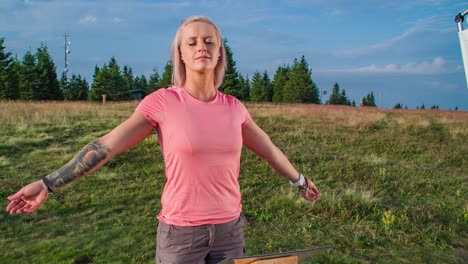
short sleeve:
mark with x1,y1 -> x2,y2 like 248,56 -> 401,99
238,101 -> 252,127
135,89 -> 167,127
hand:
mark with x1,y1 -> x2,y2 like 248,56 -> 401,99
6,180 -> 49,214
300,179 -> 320,201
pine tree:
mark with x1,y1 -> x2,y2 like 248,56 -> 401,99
262,71 -> 273,102
135,74 -> 148,92
340,90 -> 351,105
123,65 -> 135,92
59,72 -> 68,99
158,61 -> 172,89
89,65 -> 107,101
327,83 -> 350,105
0,37 -> 14,99
19,51 -> 37,100
282,56 -> 319,103
239,74 -> 250,101
6,57 -> 21,100
107,57 -> 128,100
90,57 -> 128,101
63,74 -> 89,100
148,68 -> 160,92
36,43 -> 62,100
219,39 -> 242,98
361,91 -> 376,107
249,71 -> 264,102
327,83 -> 341,105
393,103 -> 403,109
272,65 -> 290,102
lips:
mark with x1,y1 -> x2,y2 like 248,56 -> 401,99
196,55 -> 210,60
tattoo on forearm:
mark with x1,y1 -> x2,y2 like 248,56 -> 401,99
44,139 -> 111,190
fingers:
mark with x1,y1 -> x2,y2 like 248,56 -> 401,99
301,180 -> 320,202
6,181 -> 49,214
7,188 -> 25,201
6,200 -> 27,214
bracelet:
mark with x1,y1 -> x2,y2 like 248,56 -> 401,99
290,173 -> 305,187
42,177 -> 54,195
298,176 -> 309,193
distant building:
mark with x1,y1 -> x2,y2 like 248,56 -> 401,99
128,89 -> 147,101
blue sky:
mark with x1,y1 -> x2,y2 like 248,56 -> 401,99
1,0 -> 468,110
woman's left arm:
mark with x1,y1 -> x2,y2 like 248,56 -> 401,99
242,119 -> 320,201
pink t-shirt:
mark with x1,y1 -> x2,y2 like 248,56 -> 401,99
136,86 -> 251,226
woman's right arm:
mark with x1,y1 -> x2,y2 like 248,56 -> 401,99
6,111 -> 154,215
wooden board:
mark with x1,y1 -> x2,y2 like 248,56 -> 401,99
218,246 -> 334,264
234,255 -> 298,264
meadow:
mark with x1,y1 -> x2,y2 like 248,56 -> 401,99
0,101 -> 466,263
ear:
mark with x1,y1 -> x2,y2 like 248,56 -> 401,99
179,49 -> 184,63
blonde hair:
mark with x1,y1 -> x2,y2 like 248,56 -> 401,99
170,16 -> 227,89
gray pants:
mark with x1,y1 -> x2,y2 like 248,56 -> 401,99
156,215 -> 246,264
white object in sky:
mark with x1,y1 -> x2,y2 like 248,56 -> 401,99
456,10 -> 468,88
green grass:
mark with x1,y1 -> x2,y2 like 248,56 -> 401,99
0,101 -> 467,263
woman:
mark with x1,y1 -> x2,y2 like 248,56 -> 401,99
6,16 -> 320,263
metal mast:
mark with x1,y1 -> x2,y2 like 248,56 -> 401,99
64,34 -> 71,79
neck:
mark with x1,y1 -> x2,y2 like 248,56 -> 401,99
183,72 -> 217,102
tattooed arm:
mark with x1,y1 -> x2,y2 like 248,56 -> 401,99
6,111 -> 154,214
43,139 -> 111,191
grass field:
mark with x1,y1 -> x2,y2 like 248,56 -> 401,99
0,101 -> 467,263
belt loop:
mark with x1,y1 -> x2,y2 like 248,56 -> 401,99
208,224 -> 215,248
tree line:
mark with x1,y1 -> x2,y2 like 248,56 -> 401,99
0,37 -> 383,107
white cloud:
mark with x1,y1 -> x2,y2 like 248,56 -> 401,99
329,57 -> 451,75
79,15 -> 97,24
336,24 -> 425,57
111,17 -> 124,24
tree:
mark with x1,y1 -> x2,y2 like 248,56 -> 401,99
327,83 -> 350,105
36,43 -> 62,100
148,68 -> 160,92
158,61 -> 172,89
108,57 -> 128,100
282,56 -> 319,103
262,71 -> 273,102
59,72 -> 68,98
19,51 -> 37,100
393,103 -> 403,109
361,91 -> 376,107
249,71 -> 264,102
239,74 -> 250,101
89,65 -> 103,101
123,65 -> 135,92
272,65 -> 290,102
134,74 -> 149,92
90,57 -> 127,101
0,37 -> 15,99
63,74 -> 89,101
6,57 -> 20,100
219,39 -> 242,99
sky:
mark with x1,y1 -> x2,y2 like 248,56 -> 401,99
1,0 -> 468,110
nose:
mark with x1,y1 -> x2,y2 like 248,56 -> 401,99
198,42 -> 207,52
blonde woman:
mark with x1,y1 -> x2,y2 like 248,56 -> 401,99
6,16 -> 319,263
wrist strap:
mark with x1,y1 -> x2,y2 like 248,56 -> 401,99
298,176 -> 309,193
290,173 -> 305,187
42,177 -> 54,195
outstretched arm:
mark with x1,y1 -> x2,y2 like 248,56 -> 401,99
6,111 -> 154,214
242,119 -> 319,201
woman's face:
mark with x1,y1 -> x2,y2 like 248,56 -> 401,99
179,22 -> 221,74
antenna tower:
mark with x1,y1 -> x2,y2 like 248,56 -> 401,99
64,34 -> 71,79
